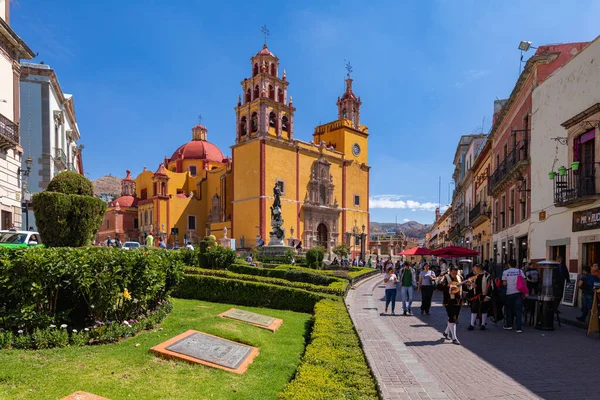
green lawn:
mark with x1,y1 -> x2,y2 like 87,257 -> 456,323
0,298 -> 311,400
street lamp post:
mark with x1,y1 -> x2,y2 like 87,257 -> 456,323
18,156 -> 33,230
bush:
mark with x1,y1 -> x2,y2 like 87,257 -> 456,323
46,171 -> 94,196
173,275 -> 325,313
278,300 -> 378,400
332,243 -> 351,260
0,247 -> 183,335
306,246 -> 325,269
228,264 -> 340,286
33,175 -> 107,247
203,245 -> 237,269
184,267 -> 347,296
275,265 -> 378,284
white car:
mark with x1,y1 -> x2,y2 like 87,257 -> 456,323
0,230 -> 42,248
122,241 -> 141,250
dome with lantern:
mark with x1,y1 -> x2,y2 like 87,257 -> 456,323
167,124 -> 226,165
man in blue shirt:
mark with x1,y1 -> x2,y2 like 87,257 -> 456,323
577,264 -> 600,322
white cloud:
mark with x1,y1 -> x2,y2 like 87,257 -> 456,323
403,218 -> 410,222
451,69 -> 490,89
369,195 -> 442,212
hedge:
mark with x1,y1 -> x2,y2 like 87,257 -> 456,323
275,265 -> 377,283
228,264 -> 341,286
184,267 -> 347,296
278,300 -> 378,400
173,275 -> 327,313
0,247 -> 184,333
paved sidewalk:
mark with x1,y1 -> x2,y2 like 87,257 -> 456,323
347,275 -> 600,400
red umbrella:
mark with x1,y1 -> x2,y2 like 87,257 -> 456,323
431,246 -> 479,257
399,246 -> 433,256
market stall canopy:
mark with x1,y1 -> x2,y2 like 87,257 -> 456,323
431,246 -> 479,257
398,247 -> 433,256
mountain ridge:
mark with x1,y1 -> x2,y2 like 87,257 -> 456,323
370,221 -> 431,239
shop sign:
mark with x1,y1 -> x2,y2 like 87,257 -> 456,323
573,206 -> 600,232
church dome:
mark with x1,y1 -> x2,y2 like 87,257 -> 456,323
168,124 -> 226,164
257,44 -> 274,57
110,195 -> 138,208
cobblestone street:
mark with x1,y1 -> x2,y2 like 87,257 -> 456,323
347,274 -> 600,400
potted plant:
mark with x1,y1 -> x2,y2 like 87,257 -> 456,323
549,171 -> 556,180
558,166 -> 567,176
571,161 -> 580,171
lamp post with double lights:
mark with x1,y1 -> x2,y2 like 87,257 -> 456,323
18,156 -> 33,230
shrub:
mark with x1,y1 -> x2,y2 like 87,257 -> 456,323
278,300 -> 378,400
203,245 -> 237,269
228,264 -> 339,286
173,275 -> 325,313
184,267 -> 347,296
33,177 -> 107,247
0,247 -> 183,334
46,171 -> 94,196
332,243 -> 351,259
306,246 -> 325,269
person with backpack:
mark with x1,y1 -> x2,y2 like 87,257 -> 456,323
502,259 -> 526,333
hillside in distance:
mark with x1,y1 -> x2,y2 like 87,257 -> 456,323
370,221 -> 431,239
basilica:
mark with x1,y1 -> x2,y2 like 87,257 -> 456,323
97,44 -> 370,256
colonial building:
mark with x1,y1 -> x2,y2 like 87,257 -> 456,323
468,137 -> 492,262
96,170 -> 139,244
530,37 -> 600,273
0,4 -> 35,229
489,42 -> 588,266
427,207 -> 451,250
20,62 -> 84,230
100,44 -> 370,255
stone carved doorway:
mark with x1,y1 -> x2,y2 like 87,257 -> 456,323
316,223 -> 328,248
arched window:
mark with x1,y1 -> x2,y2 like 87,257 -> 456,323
251,112 -> 258,133
270,63 -> 276,76
282,115 -> 289,132
253,63 -> 258,76
268,85 -> 275,100
278,88 -> 284,103
254,85 -> 259,99
144,210 -> 148,226
245,89 -> 251,103
161,182 -> 166,195
342,109 -> 347,119
240,117 -> 247,136
269,112 -> 276,128
189,166 -> 197,176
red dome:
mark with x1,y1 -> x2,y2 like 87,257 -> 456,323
257,44 -> 274,57
111,195 -> 138,208
169,140 -> 225,164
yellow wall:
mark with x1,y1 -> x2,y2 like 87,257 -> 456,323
232,139 -> 261,243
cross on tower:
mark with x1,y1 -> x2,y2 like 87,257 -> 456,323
261,24 -> 270,45
197,114 -> 203,125
345,61 -> 353,79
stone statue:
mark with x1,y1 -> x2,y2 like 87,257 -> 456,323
269,181 -> 285,243
223,226 -> 228,238
273,183 -> 282,209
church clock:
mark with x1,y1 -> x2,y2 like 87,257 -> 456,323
352,143 -> 361,156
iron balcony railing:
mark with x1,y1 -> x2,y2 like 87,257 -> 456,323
469,201 -> 482,222
489,140 -> 529,193
0,113 -> 19,144
54,147 -> 67,168
554,161 -> 600,206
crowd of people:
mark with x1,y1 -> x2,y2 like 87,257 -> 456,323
379,257 -> 598,345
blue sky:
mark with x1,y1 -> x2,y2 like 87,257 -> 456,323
10,0 -> 600,224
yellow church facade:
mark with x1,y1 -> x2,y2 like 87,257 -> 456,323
106,44 -> 370,255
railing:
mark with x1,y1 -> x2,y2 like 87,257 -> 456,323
469,201 -> 482,222
0,113 -> 19,144
54,148 -> 67,168
554,162 -> 600,206
489,140 -> 529,193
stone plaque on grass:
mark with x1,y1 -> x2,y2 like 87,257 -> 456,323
218,308 -> 283,332
61,391 -> 109,400
150,330 -> 259,374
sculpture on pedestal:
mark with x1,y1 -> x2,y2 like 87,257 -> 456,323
269,182 -> 285,245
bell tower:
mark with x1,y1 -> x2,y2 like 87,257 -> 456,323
337,77 -> 362,129
234,43 -> 296,143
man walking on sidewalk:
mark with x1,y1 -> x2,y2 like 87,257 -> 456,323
399,261 -> 417,315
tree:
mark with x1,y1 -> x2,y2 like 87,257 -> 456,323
306,246 -> 325,269
332,243 -> 351,259
32,172 -> 106,247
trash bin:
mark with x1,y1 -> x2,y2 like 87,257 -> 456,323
535,260 -> 559,331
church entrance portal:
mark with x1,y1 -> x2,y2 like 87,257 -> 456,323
317,223 -> 328,248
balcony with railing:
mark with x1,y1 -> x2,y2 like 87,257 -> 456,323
54,147 -> 67,170
0,113 -> 19,151
469,201 -> 491,227
554,162 -> 600,207
489,140 -> 529,194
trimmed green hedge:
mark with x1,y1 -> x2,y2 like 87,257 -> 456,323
278,299 -> 378,400
228,264 -> 340,286
184,267 -> 347,296
173,275 -> 326,313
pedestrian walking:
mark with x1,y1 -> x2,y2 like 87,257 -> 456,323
399,262 -> 417,315
525,262 -> 539,295
437,266 -> 463,345
383,266 -> 398,315
468,264 -> 491,331
577,264 -> 600,322
502,259 -> 526,333
555,256 -> 571,308
418,263 -> 436,315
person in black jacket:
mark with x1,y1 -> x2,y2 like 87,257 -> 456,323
555,256 -> 571,307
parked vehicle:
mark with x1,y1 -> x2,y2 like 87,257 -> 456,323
0,230 -> 43,248
122,241 -> 141,250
